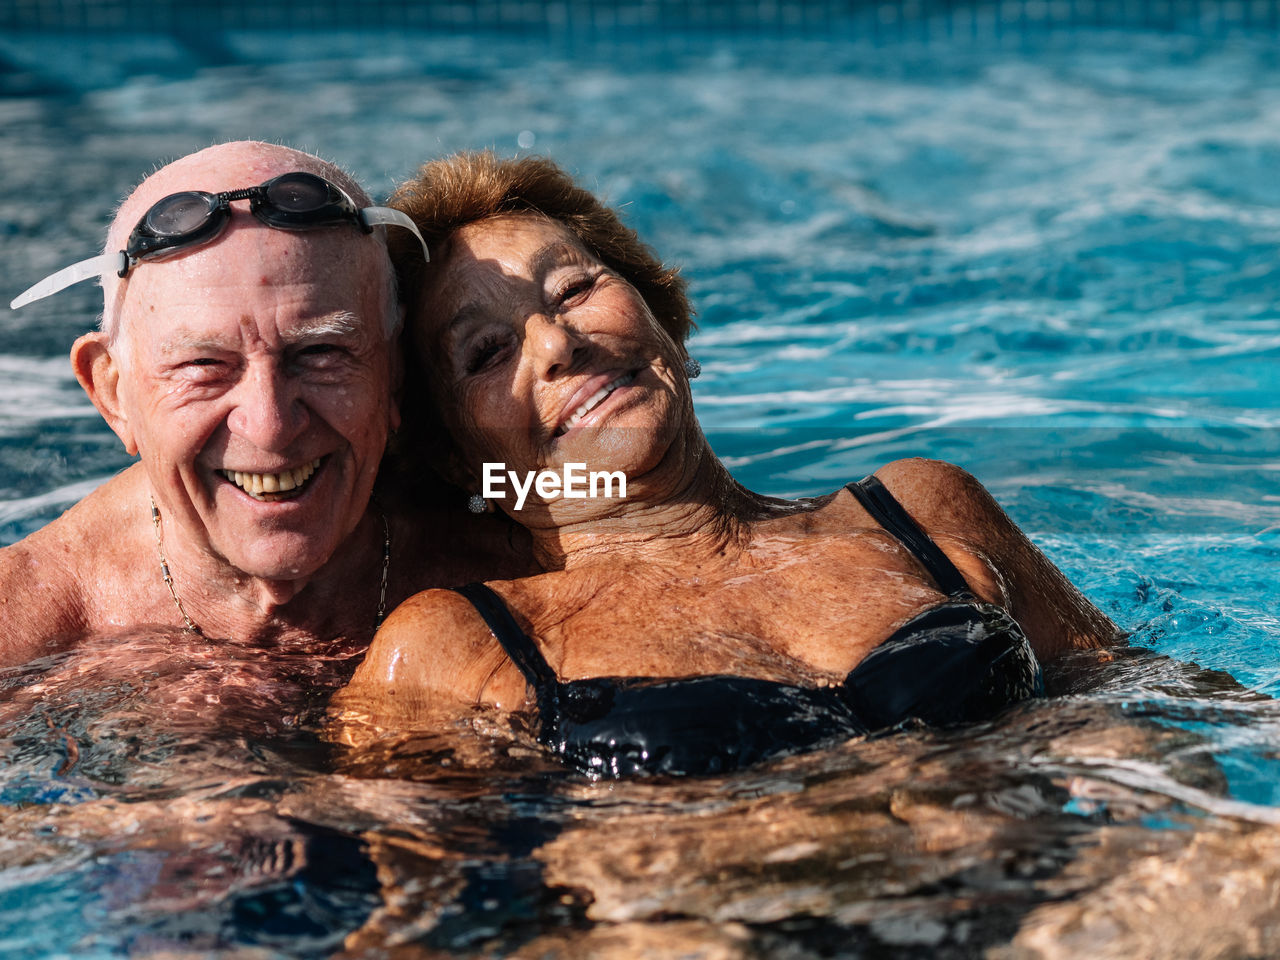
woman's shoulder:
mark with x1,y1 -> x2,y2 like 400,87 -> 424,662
347,586 -> 529,713
869,458 -> 1002,534
380,585 -> 493,629
861,458 -> 1121,656
811,459 -> 999,540
829,458 -> 1010,605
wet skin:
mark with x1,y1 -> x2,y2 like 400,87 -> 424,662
337,213 -> 1121,732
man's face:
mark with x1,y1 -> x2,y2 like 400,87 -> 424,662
113,220 -> 398,582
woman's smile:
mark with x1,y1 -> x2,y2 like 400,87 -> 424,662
553,370 -> 640,437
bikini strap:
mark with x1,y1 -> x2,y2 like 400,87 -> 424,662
845,475 -> 974,599
454,582 -> 560,693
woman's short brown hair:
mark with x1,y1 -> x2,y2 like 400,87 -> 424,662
387,151 -> 693,343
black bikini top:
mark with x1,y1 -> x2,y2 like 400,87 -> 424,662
456,476 -> 1044,779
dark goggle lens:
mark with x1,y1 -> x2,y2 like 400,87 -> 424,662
263,174 -> 334,213
143,192 -> 219,237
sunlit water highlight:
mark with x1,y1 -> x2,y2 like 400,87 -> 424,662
1,20 -> 1279,958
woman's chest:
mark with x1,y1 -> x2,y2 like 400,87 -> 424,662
531,535 -> 961,681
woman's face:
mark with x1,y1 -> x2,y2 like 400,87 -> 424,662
418,215 -> 690,502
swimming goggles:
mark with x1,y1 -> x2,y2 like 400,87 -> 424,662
10,171 -> 428,310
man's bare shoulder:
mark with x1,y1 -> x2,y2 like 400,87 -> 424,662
0,465 -> 149,665
0,527 -> 89,665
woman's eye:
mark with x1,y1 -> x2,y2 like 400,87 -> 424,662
556,276 -> 596,308
465,335 -> 508,374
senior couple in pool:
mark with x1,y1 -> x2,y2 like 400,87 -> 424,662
1,141 -> 1119,777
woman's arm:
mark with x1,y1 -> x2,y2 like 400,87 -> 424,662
874,458 -> 1122,661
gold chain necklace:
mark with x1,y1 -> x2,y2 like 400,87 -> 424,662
149,497 -> 392,636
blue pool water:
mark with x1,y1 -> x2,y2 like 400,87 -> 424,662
2,9 -> 1280,956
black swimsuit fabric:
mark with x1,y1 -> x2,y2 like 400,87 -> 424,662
455,476 -> 1044,778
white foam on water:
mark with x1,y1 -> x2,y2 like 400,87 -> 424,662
0,355 -> 95,433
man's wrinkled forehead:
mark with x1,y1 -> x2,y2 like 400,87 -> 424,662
122,241 -> 386,355
152,311 -> 365,357
121,224 -> 382,320
111,228 -> 389,371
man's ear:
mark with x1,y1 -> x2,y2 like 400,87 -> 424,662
72,332 -> 138,455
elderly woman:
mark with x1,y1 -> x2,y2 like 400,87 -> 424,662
341,153 -> 1120,778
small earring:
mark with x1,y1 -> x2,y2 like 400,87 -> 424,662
684,357 -> 702,380
467,493 -> 487,514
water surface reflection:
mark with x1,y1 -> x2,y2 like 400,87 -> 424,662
5,632 -> 1274,957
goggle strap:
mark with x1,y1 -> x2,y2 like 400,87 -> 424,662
12,207 -> 430,311
10,253 -> 121,310
360,207 -> 430,262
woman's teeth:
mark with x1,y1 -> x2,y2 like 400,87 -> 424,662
558,373 -> 636,436
219,458 -> 322,500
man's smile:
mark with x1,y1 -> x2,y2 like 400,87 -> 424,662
216,457 -> 324,502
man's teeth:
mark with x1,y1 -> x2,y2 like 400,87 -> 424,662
221,458 -> 322,500
559,373 -> 635,435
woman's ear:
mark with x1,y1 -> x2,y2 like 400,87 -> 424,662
442,447 -> 480,492
72,332 -> 138,455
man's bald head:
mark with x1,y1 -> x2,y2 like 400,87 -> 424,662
101,141 -> 398,351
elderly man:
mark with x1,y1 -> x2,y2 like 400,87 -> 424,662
0,141 -> 516,667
